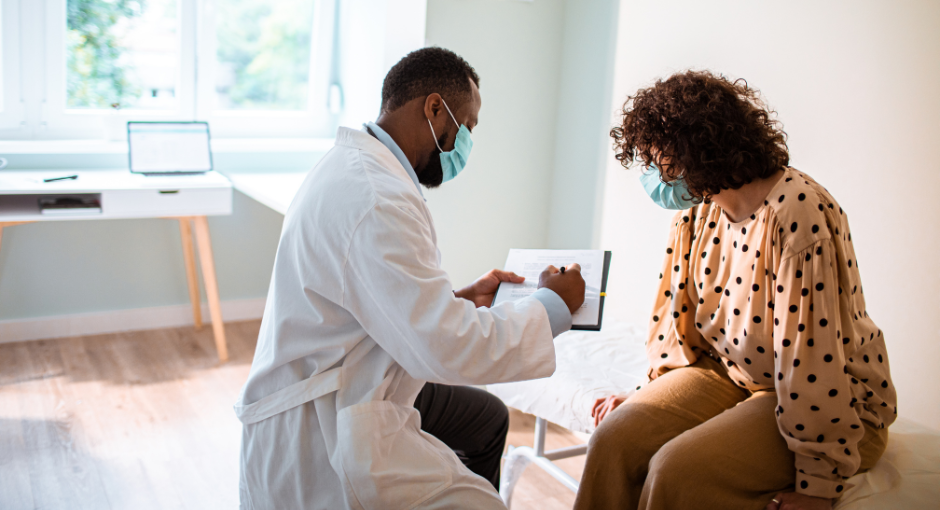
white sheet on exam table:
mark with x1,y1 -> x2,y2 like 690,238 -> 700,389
488,321 -> 649,434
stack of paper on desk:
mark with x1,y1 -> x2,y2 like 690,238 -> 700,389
492,249 -> 611,331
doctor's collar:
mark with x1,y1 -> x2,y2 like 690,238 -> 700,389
363,122 -> 425,201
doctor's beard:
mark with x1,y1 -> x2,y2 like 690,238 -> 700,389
416,133 -> 447,189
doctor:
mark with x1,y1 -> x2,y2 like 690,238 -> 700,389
235,47 -> 585,510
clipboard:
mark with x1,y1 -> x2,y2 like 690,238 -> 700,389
576,250 -> 612,331
490,250 -> 612,331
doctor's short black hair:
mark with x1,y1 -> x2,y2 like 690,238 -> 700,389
381,47 -> 480,113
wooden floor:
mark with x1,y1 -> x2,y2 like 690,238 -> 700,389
0,320 -> 586,509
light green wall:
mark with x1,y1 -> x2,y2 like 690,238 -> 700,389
0,191 -> 284,320
0,167 -> 298,320
0,148 -> 314,321
546,0 -> 620,250
0,0 -> 619,323
424,0 -> 619,286
424,0 -> 566,287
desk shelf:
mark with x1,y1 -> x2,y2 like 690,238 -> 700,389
0,169 -> 234,361
0,193 -> 103,222
0,170 -> 232,221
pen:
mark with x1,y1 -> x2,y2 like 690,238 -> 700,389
44,175 -> 78,183
560,266 -> 565,274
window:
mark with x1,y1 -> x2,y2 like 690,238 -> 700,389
196,0 -> 337,137
0,0 -> 426,141
0,0 -> 338,140
212,0 -> 316,111
0,0 -> 24,130
0,5 -> 4,112
65,0 -> 181,111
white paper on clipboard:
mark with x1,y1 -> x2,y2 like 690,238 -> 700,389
492,249 -> 606,326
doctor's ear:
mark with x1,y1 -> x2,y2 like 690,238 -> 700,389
423,93 -> 447,120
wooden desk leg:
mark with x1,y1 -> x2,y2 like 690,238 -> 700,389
178,218 -> 203,330
192,216 -> 229,362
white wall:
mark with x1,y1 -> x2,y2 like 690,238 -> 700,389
600,0 -> 940,430
338,0 -> 427,128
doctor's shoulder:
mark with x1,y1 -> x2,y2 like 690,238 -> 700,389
359,161 -> 428,212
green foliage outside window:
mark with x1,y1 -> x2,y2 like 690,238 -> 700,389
215,0 -> 315,110
64,0 -> 315,111
66,0 -> 143,109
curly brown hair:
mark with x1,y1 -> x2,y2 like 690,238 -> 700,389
611,70 -> 789,200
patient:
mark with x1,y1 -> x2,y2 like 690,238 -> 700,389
575,71 -> 896,510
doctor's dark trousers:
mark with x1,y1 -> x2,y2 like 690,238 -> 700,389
414,383 -> 510,490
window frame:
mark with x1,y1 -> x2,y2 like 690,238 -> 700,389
39,0 -> 196,140
0,0 -> 24,130
0,0 -> 426,142
8,0 -> 337,141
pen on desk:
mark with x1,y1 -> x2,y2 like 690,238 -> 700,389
44,175 -> 79,183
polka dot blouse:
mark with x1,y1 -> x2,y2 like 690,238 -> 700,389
646,167 -> 897,499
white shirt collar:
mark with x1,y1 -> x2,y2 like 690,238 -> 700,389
363,122 -> 424,199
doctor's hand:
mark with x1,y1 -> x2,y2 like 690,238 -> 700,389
538,264 -> 585,315
455,269 -> 526,308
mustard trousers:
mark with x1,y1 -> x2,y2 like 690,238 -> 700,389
573,356 -> 887,510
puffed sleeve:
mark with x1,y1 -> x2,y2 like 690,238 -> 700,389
647,215 -> 704,380
773,239 -> 864,499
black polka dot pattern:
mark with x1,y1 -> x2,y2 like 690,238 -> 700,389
644,167 -> 896,499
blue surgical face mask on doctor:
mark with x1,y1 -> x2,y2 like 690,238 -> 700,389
427,98 -> 473,183
640,163 -> 701,210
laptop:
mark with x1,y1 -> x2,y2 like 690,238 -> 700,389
128,121 -> 213,175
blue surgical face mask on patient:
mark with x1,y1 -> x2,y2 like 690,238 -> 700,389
640,164 -> 701,210
427,98 -> 473,183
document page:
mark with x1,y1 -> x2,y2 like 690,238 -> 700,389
492,249 -> 606,326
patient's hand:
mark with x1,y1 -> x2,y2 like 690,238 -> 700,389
765,492 -> 832,510
455,269 -> 525,308
592,395 -> 627,427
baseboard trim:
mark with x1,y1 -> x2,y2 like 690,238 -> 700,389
0,298 -> 267,344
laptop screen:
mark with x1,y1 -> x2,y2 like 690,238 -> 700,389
128,122 -> 213,173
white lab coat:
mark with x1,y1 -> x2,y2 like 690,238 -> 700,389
235,127 -> 558,510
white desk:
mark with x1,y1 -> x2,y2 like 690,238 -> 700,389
0,169 -> 233,361
228,171 -> 309,216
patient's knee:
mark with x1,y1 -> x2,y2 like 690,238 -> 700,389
587,403 -> 652,475
646,435 -> 703,489
590,402 -> 648,446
